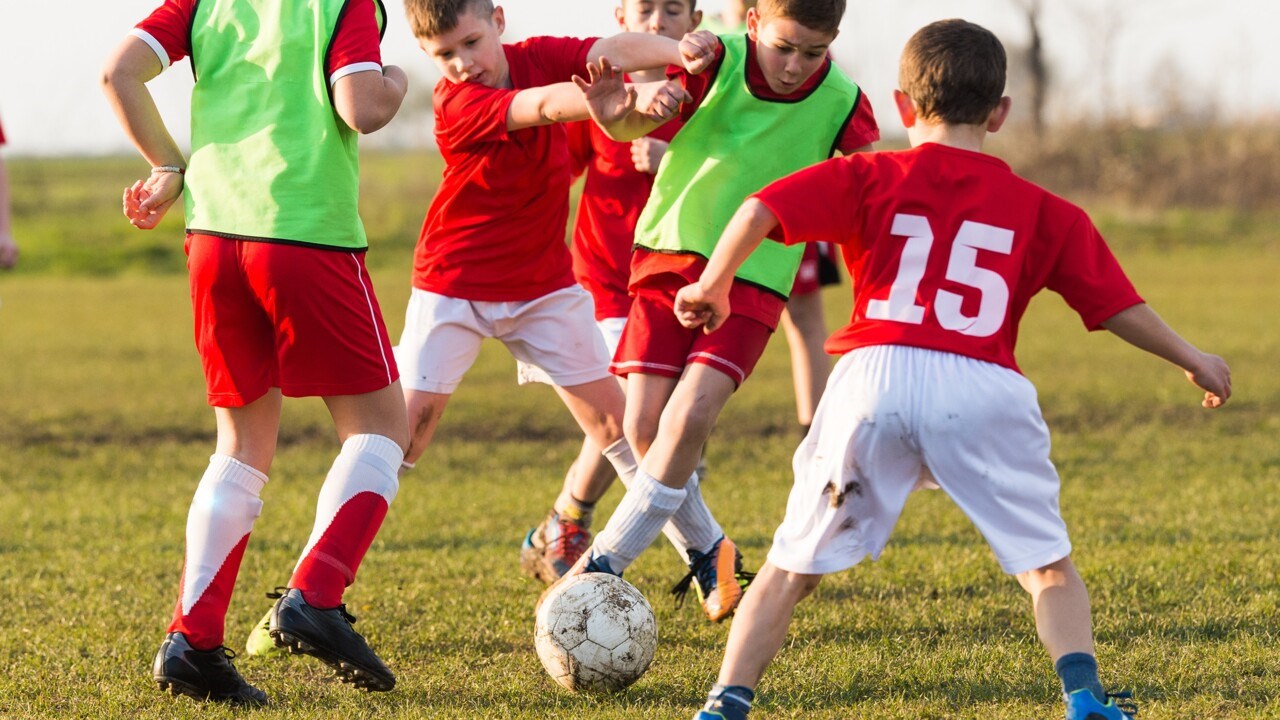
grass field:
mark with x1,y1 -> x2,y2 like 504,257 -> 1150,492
1,157 -> 1279,718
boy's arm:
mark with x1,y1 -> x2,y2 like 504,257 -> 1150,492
588,30 -> 718,75
100,36 -> 186,230
1100,303 -> 1232,408
332,66 -> 408,134
569,60 -> 689,137
674,198 -> 780,333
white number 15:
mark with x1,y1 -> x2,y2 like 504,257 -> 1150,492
865,213 -> 1014,338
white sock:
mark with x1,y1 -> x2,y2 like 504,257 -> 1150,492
665,472 -> 724,561
180,454 -> 267,615
603,438 -> 721,562
591,469 -> 687,572
398,459 -> 416,478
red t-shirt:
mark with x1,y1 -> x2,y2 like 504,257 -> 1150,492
0,118 -> 6,146
628,37 -> 881,329
414,36 -> 597,301
567,115 -> 682,320
754,143 -> 1144,373
132,0 -> 382,79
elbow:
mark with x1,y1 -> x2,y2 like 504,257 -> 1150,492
338,104 -> 394,135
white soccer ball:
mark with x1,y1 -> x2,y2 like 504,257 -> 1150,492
534,573 -> 658,694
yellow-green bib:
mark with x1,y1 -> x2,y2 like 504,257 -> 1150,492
185,0 -> 384,249
635,34 -> 862,296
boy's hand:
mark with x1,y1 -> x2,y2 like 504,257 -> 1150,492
122,171 -> 183,230
632,81 -> 691,123
674,282 -> 731,333
573,57 -> 637,126
679,31 -> 719,75
631,137 -> 670,174
1185,351 -> 1232,408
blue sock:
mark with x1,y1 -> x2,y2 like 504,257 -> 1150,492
702,684 -> 754,718
1055,652 -> 1104,702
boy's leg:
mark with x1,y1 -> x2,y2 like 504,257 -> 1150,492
270,382 -> 407,692
155,391 -> 280,705
589,365 -> 736,572
1017,557 -> 1107,703
695,562 -> 823,719
402,389 -> 452,469
779,290 -> 830,430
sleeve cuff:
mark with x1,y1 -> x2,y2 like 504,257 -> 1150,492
329,62 -> 383,87
129,28 -> 170,71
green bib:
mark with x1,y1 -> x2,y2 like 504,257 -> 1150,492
185,0 -> 383,249
635,34 -> 862,296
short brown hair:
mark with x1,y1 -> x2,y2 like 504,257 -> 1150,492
757,0 -> 844,35
899,19 -> 1006,125
404,0 -> 495,39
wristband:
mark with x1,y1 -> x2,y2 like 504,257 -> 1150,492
151,165 -> 186,175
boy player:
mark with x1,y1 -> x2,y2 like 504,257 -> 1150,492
396,0 -> 718,587
678,19 -> 1230,720
565,0 -> 877,623
103,0 -> 409,704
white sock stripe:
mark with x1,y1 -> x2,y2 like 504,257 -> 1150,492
342,434 -> 405,476
632,469 -> 688,510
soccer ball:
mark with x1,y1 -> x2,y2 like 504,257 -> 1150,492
534,573 -> 657,694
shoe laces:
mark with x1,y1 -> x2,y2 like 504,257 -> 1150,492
265,586 -> 357,624
554,518 -> 590,565
1106,691 -> 1138,717
669,545 -> 756,608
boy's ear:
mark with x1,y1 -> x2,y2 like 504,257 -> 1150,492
986,96 -> 1013,133
690,9 -> 703,30
614,5 -> 627,31
492,5 -> 506,35
893,89 -> 918,129
745,6 -> 759,40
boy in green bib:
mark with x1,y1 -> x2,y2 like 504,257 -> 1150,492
560,0 -> 878,622
104,0 -> 409,705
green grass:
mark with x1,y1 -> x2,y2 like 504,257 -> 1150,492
1,157 -> 1279,718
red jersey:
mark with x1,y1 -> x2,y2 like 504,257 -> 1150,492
567,116 -> 682,320
754,143 -> 1143,373
415,36 -> 597,302
630,37 -> 880,329
132,0 -> 382,80
0,118 -> 6,145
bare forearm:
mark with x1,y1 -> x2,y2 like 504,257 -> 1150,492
701,199 -> 780,294
101,39 -> 184,168
596,113 -> 667,143
508,83 -> 592,130
1100,304 -> 1202,369
588,33 -> 680,72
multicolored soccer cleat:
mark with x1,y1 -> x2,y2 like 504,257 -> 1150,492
1065,688 -> 1138,720
520,511 -> 592,584
671,536 -> 754,623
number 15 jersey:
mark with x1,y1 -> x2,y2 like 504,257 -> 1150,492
752,143 -> 1143,374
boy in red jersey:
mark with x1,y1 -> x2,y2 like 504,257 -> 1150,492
563,0 -> 878,623
677,19 -> 1231,720
396,0 -> 715,584
0,116 -> 16,269
103,0 -> 409,704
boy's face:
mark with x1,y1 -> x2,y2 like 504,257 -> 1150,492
747,9 -> 837,95
418,5 -> 508,88
615,0 -> 702,41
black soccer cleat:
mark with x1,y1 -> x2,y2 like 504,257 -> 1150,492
268,588 -> 396,692
152,631 -> 268,706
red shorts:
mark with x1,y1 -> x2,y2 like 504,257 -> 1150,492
611,278 -> 774,387
790,243 -> 842,296
186,234 -> 398,407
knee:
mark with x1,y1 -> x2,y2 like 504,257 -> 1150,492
782,570 -> 823,601
1017,557 -> 1075,595
623,410 -> 660,456
661,399 -> 717,445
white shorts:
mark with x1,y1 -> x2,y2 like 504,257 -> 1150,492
396,286 -> 613,394
767,345 -> 1072,576
518,315 -> 628,386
